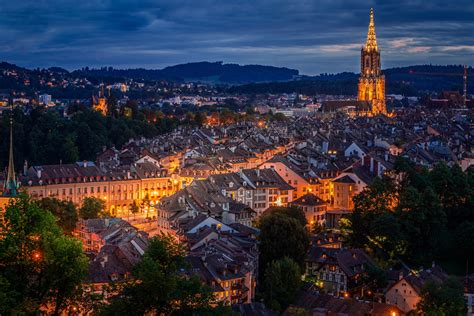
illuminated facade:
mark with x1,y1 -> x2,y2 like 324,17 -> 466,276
358,8 -> 386,115
93,84 -> 107,115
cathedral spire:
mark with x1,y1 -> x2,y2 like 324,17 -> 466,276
4,104 -> 17,197
365,8 -> 378,52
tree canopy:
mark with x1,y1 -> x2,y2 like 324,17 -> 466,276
38,197 -> 78,234
342,159 -> 474,271
79,197 -> 108,220
100,235 -> 226,315
0,195 -> 88,314
263,257 -> 302,312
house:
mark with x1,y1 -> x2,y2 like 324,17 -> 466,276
463,275 -> 474,315
290,193 -> 328,227
284,290 -> 405,316
185,226 -> 259,305
306,247 -> 375,295
385,265 -> 448,313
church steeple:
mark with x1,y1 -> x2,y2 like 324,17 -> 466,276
3,105 -> 17,197
358,8 -> 386,115
364,8 -> 378,52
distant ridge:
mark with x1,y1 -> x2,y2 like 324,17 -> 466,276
71,61 -> 300,84
0,61 -> 471,96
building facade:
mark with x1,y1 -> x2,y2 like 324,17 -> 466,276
358,8 -> 386,115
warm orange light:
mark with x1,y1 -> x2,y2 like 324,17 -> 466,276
32,250 -> 42,261
344,292 -> 349,298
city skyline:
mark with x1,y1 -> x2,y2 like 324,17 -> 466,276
0,0 -> 472,75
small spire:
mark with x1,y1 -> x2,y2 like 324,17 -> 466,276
365,8 -> 378,51
4,104 -> 17,197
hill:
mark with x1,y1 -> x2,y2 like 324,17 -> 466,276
229,65 -> 473,96
71,62 -> 299,84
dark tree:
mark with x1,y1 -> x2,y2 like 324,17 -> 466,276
38,197 -> 78,234
263,257 -> 302,312
0,195 -> 88,314
79,197 -> 107,220
258,209 -> 310,282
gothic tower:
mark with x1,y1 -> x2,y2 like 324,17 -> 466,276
93,83 -> 107,115
3,106 -> 17,197
358,8 -> 386,115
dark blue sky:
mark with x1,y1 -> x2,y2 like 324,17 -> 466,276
0,0 -> 472,74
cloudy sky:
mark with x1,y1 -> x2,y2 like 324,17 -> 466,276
0,0 -> 472,74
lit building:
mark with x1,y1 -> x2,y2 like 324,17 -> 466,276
92,84 -> 107,115
38,94 -> 52,106
19,161 -> 181,217
358,8 -> 386,115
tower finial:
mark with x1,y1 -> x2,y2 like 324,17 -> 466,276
365,8 -> 378,51
4,103 -> 17,197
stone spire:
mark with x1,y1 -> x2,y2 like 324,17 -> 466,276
3,105 -> 17,197
364,8 -> 378,52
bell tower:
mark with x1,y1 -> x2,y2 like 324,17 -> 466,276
358,8 -> 386,115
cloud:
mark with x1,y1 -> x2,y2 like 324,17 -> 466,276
0,0 -> 471,74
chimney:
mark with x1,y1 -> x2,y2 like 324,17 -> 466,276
37,169 -> 42,179
369,157 -> 374,173
399,271 -> 404,280
23,160 -> 28,176
83,161 -> 87,168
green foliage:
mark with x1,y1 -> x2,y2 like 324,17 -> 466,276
262,205 -> 308,227
79,197 -> 107,220
416,277 -> 466,315
129,200 -> 140,214
0,106 -> 181,168
0,195 -> 88,314
38,197 -> 78,234
263,257 -> 302,312
344,159 -> 474,270
258,207 -> 310,288
101,235 -> 224,315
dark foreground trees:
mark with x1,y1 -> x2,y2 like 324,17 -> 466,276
38,197 -> 78,234
417,277 -> 466,315
79,196 -> 108,219
258,206 -> 310,312
0,195 -> 88,314
263,257 -> 302,312
100,235 -> 227,315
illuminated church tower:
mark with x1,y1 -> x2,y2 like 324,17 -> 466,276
358,8 -> 386,115
93,84 -> 107,115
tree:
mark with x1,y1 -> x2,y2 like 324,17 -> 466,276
0,195 -> 88,314
194,111 -> 207,127
79,197 -> 107,219
258,210 -> 310,282
262,205 -> 307,228
263,257 -> 301,312
100,235 -> 224,315
129,200 -> 140,219
417,277 -> 466,315
38,197 -> 78,234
